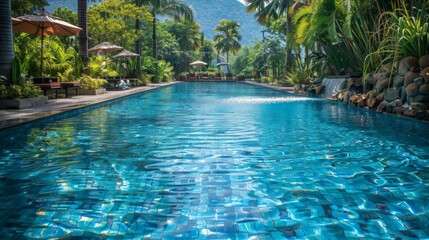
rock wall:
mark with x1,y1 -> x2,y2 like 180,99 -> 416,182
293,55 -> 429,121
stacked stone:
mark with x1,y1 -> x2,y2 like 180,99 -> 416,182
338,55 -> 429,120
293,78 -> 325,96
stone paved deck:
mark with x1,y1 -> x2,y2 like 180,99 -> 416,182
0,83 -> 176,130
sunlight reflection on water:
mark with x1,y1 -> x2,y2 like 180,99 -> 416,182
222,97 -> 323,104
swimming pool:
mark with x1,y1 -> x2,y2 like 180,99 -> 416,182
0,82 -> 428,239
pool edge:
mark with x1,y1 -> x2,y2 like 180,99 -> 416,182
0,82 -> 179,130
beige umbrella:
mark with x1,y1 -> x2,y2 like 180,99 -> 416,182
112,50 -> 140,75
190,60 -> 208,74
112,49 -> 140,58
12,11 -> 82,76
12,17 -> 22,24
190,60 -> 207,67
88,42 -> 123,54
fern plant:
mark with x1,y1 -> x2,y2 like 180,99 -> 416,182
151,60 -> 173,83
88,56 -> 118,78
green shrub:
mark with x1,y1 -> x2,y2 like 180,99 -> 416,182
138,72 -> 152,86
150,60 -> 173,83
207,68 -> 218,73
261,77 -> 271,83
88,56 -> 118,77
79,75 -> 108,90
0,82 -> 42,99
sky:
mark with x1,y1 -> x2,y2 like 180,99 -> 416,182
237,0 -> 247,5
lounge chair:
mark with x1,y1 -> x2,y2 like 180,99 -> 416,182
214,73 -> 222,81
201,73 -> 209,81
236,75 -> 246,82
225,73 -> 234,81
187,73 -> 197,81
33,77 -> 61,98
60,81 -> 81,97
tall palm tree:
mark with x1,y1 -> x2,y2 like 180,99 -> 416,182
213,19 -> 242,63
140,0 -> 194,59
0,0 -> 14,83
78,0 -> 88,68
245,0 -> 295,70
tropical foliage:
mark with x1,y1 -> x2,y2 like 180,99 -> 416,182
214,19 -> 242,63
138,0 -> 194,59
242,0 -> 429,84
87,0 -> 152,49
79,75 -> 107,90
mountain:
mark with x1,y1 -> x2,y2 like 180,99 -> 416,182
45,0 -> 262,45
183,0 -> 262,45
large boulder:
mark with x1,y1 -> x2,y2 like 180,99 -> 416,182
414,77 -> 425,86
398,56 -> 420,76
403,109 -> 417,117
367,98 -> 378,108
406,83 -> 419,97
393,106 -> 405,115
294,84 -> 302,92
413,95 -> 429,102
404,71 -> 421,86
376,92 -> 385,101
384,88 -> 398,102
365,72 -> 377,85
419,54 -> 429,69
421,67 -> 429,82
400,86 -> 407,103
342,91 -> 351,104
367,89 -> 378,98
376,78 -> 390,93
358,96 -> 367,108
391,99 -> 403,107
393,75 -> 404,88
346,78 -> 363,92
315,85 -> 325,95
313,78 -> 323,84
411,102 -> 428,111
376,101 -> 387,112
420,84 -> 429,95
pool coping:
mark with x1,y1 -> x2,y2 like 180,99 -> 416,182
0,82 -> 178,130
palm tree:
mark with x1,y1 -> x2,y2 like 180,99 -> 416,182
213,19 -> 242,64
140,0 -> 194,59
78,0 -> 88,68
245,0 -> 296,70
0,0 -> 14,83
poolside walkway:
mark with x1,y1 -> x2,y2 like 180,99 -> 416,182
0,82 -> 176,130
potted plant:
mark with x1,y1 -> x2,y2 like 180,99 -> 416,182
78,75 -> 108,95
0,75 -> 47,109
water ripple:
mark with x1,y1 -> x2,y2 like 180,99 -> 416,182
0,83 -> 428,239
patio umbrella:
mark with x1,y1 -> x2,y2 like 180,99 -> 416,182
112,50 -> 140,75
12,17 -> 21,24
88,42 -> 123,54
12,11 -> 82,76
190,60 -> 207,67
112,49 -> 140,58
190,60 -> 207,73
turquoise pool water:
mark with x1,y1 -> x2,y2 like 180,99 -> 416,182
0,82 -> 429,239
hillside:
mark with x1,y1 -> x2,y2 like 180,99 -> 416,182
183,0 -> 262,45
45,0 -> 262,45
